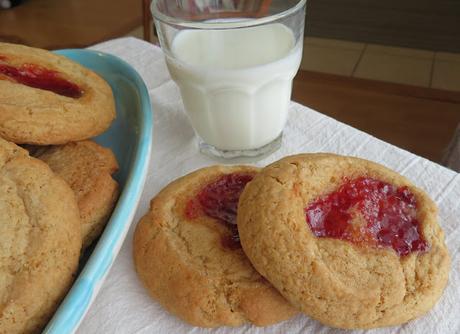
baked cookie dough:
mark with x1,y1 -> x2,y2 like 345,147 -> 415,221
133,166 -> 297,327
238,153 -> 450,329
0,42 -> 115,145
31,140 -> 119,248
0,137 -> 82,333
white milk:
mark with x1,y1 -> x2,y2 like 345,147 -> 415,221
166,23 -> 302,151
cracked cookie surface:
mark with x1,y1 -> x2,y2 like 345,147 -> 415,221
29,140 -> 119,248
133,166 -> 297,328
0,42 -> 115,145
0,137 -> 81,333
237,153 -> 450,329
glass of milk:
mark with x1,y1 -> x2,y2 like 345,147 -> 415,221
152,0 -> 306,159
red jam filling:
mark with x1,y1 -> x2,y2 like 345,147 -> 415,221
0,57 -> 83,98
185,173 -> 255,250
305,177 -> 428,256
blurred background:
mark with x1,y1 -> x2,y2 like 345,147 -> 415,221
1,0 -> 459,168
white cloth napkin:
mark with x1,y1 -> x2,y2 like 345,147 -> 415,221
78,37 -> 460,334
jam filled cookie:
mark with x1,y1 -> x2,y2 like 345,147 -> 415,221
238,153 -> 450,329
133,166 -> 297,327
0,42 -> 115,145
0,137 -> 81,333
30,140 -> 119,248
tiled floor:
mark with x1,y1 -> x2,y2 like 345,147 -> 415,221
432,52 -> 460,92
353,45 -> 433,87
301,37 -> 460,92
300,37 -> 364,76
128,27 -> 460,93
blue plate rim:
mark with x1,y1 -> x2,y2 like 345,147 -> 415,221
43,49 -> 153,334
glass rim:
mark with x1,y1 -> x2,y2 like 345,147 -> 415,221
151,0 -> 306,29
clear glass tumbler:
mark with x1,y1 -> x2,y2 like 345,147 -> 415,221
152,0 -> 306,159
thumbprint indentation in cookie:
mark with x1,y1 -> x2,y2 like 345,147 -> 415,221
305,177 -> 429,256
185,173 -> 255,250
0,57 -> 83,98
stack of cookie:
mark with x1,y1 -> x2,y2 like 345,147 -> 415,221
134,154 -> 451,329
0,43 -> 120,332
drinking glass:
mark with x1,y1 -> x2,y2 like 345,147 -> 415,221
152,0 -> 306,159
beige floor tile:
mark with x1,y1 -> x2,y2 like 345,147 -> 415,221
301,42 -> 364,76
435,51 -> 460,62
305,37 -> 365,51
354,48 -> 433,87
366,44 -> 434,59
432,59 -> 460,91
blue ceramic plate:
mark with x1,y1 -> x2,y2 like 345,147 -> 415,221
42,50 -> 153,334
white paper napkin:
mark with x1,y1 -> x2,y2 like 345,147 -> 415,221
78,37 -> 460,334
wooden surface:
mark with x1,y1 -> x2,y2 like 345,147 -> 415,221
0,0 -> 142,49
306,0 -> 460,53
142,0 -> 151,42
292,70 -> 460,163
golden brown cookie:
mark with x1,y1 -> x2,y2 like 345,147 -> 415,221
0,42 -> 115,145
238,153 -> 450,329
31,140 -> 119,249
133,166 -> 297,327
0,137 -> 82,333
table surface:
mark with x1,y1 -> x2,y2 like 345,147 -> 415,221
292,71 -> 460,164
75,37 -> 460,334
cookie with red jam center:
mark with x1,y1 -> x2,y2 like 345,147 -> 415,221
133,166 -> 297,328
237,153 -> 450,329
0,137 -> 81,333
0,42 -> 115,145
